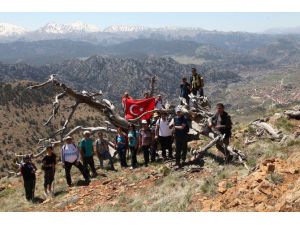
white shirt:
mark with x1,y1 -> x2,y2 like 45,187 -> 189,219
61,143 -> 79,163
156,118 -> 173,137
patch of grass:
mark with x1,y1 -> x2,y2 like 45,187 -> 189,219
275,117 -> 294,132
226,181 -> 234,189
200,176 -> 217,196
286,139 -> 300,147
0,187 -> 15,198
267,172 -> 284,185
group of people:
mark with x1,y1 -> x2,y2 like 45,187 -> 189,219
180,67 -> 204,105
20,67 -> 233,202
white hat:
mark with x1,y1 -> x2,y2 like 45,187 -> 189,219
141,119 -> 148,124
83,131 -> 91,135
64,136 -> 72,141
175,106 -> 182,113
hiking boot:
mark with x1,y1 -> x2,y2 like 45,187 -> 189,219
91,173 -> 98,178
225,155 -> 233,163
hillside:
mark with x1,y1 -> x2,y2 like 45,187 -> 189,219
0,81 -> 106,178
0,108 -> 299,211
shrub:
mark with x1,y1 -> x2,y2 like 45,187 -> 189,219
267,172 -> 284,185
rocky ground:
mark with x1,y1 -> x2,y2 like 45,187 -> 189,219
0,110 -> 299,212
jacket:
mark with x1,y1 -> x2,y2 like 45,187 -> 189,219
190,73 -> 204,89
210,111 -> 232,138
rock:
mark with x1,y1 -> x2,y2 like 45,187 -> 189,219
282,168 -> 299,174
102,180 -> 112,185
127,183 -> 135,187
255,203 -> 267,211
228,198 -> 242,208
218,186 -> 227,194
258,181 -> 273,196
217,181 -> 227,194
267,164 -> 275,173
262,158 -> 275,166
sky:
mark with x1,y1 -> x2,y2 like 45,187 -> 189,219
1,12 -> 300,32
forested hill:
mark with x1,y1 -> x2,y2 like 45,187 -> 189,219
0,56 -> 241,103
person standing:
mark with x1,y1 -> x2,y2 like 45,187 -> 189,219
79,131 -> 97,178
144,92 -> 150,99
150,112 -> 159,162
128,123 -> 139,169
139,120 -> 152,167
115,128 -> 128,168
122,91 -> 132,114
180,77 -> 191,106
155,94 -> 163,110
190,67 -> 204,97
95,132 -> 115,170
42,145 -> 56,197
155,112 -> 174,160
20,155 -> 37,202
61,136 -> 90,187
169,107 -> 189,168
207,103 -> 233,161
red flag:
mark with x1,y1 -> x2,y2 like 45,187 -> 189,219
125,97 -> 155,120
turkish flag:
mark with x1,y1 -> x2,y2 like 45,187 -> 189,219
125,97 -> 155,120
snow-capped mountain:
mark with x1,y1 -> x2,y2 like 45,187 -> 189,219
103,25 -> 150,33
37,22 -> 100,34
0,23 -> 27,36
103,25 -> 207,33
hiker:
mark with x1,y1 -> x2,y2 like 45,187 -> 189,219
190,67 -> 204,97
122,91 -> 131,113
95,132 -> 115,170
79,131 -> 97,178
128,123 -> 139,169
20,155 -> 37,202
207,103 -> 233,161
155,111 -> 174,160
61,136 -> 90,187
115,127 -> 128,168
139,119 -> 152,167
150,112 -> 160,162
180,77 -> 191,106
155,94 -> 163,110
144,91 -> 150,99
42,145 -> 57,197
169,107 -> 189,167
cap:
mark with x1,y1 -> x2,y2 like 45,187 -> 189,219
83,131 -> 91,135
153,112 -> 159,118
175,106 -> 182,113
141,120 -> 148,124
64,136 -> 72,141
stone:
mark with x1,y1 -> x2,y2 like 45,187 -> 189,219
102,180 -> 111,185
267,163 -> 276,173
217,181 -> 227,194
